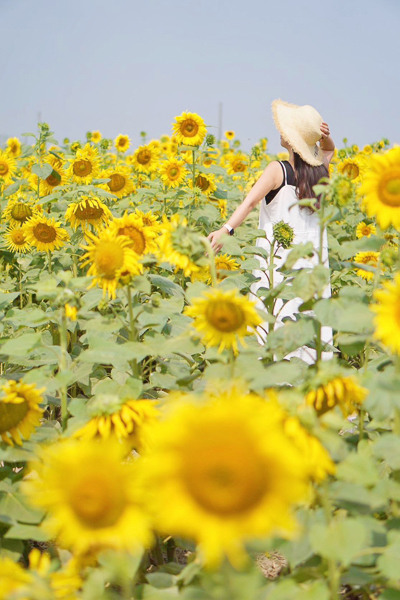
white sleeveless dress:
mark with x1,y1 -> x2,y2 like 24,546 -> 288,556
251,161 -> 333,364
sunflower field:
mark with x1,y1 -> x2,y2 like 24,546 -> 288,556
0,113 -> 399,600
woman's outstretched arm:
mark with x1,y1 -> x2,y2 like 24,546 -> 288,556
207,160 -> 282,252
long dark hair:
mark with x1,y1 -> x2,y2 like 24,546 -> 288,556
293,152 -> 329,203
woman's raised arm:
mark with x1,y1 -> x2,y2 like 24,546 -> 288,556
207,160 -> 283,252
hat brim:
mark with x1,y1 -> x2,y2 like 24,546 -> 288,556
272,99 -> 324,167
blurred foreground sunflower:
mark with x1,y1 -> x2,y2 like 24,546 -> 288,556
358,147 -> 400,229
371,272 -> 400,354
0,557 -> 32,598
139,392 -> 314,567
0,380 -> 44,446
184,287 -> 263,353
22,439 -> 152,555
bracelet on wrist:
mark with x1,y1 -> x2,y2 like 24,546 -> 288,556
223,224 -> 234,236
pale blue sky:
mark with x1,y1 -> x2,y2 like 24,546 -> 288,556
1,0 -> 399,151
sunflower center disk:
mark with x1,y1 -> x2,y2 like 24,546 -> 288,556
168,167 -> 180,180
69,474 -> 125,528
343,164 -> 359,180
0,401 -> 29,433
11,231 -> 26,246
75,202 -> 104,220
33,223 -> 57,243
196,175 -> 209,191
73,160 -> 93,177
181,120 -> 198,138
11,204 -> 32,222
233,162 -> 245,173
118,227 -> 146,255
379,172 -> 400,207
45,170 -> 62,187
205,301 -> 245,332
137,151 -> 151,165
95,242 -> 124,278
182,439 -> 267,516
0,163 -> 9,175
108,174 -> 126,192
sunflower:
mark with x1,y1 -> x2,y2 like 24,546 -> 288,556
102,165 -> 136,198
183,288 -> 263,354
353,251 -> 380,281
139,391 -> 312,567
356,221 -> 377,239
66,143 -> 100,184
91,131 -> 102,143
0,380 -> 44,446
4,226 -> 31,253
305,376 -> 368,417
73,396 -> 159,450
22,439 -> 153,555
363,144 -> 373,155
159,158 -> 187,188
202,148 -> 220,167
337,155 -> 366,185
115,134 -> 131,153
29,548 -> 83,599
24,215 -> 69,252
225,130 -> 235,140
0,150 -> 17,185
283,416 -> 335,483
80,228 -> 142,298
156,214 -> 204,278
195,253 -> 240,284
371,273 -> 400,354
218,198 -> 227,219
30,154 -> 67,197
172,112 -> 207,147
2,196 -> 41,227
188,172 -> 217,196
108,212 -> 158,256
358,147 -> 400,230
130,144 -> 160,174
6,137 -> 22,157
65,196 -> 112,232
134,209 -> 161,229
0,557 -> 32,598
226,152 -> 249,175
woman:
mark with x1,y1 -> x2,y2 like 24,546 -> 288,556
208,99 -> 335,363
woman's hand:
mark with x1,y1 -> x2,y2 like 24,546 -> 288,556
207,228 -> 229,253
320,122 -> 330,139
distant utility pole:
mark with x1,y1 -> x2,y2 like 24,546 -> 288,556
218,102 -> 223,141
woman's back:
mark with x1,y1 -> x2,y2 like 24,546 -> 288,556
251,160 -> 333,362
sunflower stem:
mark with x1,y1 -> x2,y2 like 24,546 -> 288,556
358,408 -> 364,441
201,238 -> 217,287
18,260 -> 23,309
126,286 -> 140,379
47,250 -> 52,274
152,534 -> 165,566
320,482 -> 341,600
59,308 -> 69,431
362,252 -> 382,372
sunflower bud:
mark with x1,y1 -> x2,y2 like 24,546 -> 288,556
206,134 -> 216,147
273,221 -> 294,249
331,175 -> 355,207
380,244 -> 398,268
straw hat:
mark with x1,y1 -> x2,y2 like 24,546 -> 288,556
272,99 -> 325,166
